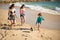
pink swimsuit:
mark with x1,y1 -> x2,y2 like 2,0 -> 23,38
20,10 -> 25,14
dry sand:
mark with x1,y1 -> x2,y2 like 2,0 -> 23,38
0,8 -> 60,40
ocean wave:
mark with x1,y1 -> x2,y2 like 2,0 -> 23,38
10,2 -> 60,15
25,4 -> 60,15
55,7 -> 60,12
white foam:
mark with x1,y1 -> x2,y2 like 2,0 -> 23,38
55,7 -> 60,12
25,4 -> 60,15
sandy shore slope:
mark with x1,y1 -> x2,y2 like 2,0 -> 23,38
0,8 -> 60,40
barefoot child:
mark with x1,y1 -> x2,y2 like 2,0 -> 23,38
20,4 -> 25,26
36,13 -> 44,32
8,4 -> 16,29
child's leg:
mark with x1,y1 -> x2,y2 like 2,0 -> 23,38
23,16 -> 25,23
13,20 -> 15,26
38,23 -> 40,31
21,17 -> 23,26
10,20 -> 13,28
20,16 -> 25,26
13,20 -> 15,24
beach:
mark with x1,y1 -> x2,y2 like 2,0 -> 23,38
0,4 -> 60,40
25,8 -> 60,30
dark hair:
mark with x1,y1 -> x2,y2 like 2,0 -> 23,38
20,4 -> 25,9
38,13 -> 42,16
9,4 -> 15,9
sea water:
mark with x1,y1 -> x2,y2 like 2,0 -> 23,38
22,2 -> 60,10
14,2 -> 60,14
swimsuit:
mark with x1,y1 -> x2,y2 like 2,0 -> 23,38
20,9 -> 25,17
36,16 -> 44,24
8,8 -> 16,20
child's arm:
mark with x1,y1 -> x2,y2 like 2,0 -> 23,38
42,16 -> 44,20
8,10 -> 10,16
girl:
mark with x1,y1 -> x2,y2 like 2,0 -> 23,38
8,4 -> 16,28
20,4 -> 25,26
36,13 -> 44,32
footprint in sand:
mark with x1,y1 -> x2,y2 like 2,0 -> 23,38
41,33 -> 52,40
0,34 -> 2,39
12,34 -> 17,36
9,34 -> 17,37
22,34 -> 28,37
22,34 -> 29,40
0,33 -> 4,40
0,24 -> 3,26
41,34 -> 43,37
4,31 -> 7,36
41,33 -> 45,37
4,24 -> 7,26
50,37 -> 52,40
22,34 -> 24,36
0,24 -> 7,27
25,38 -> 27,40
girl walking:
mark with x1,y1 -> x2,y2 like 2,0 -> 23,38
36,13 -> 44,32
8,4 -> 16,28
20,4 -> 25,26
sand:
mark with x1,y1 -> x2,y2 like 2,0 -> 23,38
0,26 -> 60,40
0,6 -> 60,40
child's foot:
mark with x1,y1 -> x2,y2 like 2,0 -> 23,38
38,29 -> 40,32
38,30 -> 40,32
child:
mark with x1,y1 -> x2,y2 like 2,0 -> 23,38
20,4 -> 25,26
8,4 -> 16,29
36,13 -> 44,32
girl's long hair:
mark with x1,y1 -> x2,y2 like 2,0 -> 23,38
20,4 -> 25,9
9,4 -> 15,9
